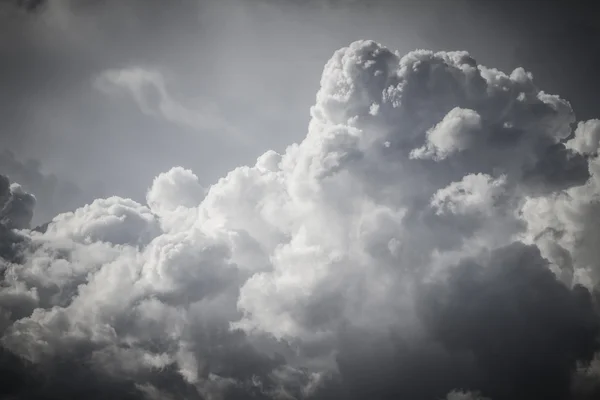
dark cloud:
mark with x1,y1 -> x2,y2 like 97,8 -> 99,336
0,150 -> 87,225
304,245 -> 600,400
0,174 -> 35,230
0,347 -> 147,400
329,328 -> 481,400
523,143 -> 590,194
419,243 -> 600,400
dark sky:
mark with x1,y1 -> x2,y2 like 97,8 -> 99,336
465,0 -> 600,121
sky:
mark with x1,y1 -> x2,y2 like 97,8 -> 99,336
2,0 -> 598,224
1,0 -> 600,399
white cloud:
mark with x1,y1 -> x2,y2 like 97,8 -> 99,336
567,119 -> 600,156
431,173 -> 507,217
2,39 -> 600,399
96,67 -> 246,144
410,107 -> 482,161
0,175 -> 36,230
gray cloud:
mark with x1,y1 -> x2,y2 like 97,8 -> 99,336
0,174 -> 35,230
95,67 -> 248,146
0,149 -> 88,225
419,243 -> 599,400
1,0 -> 600,399
2,0 -> 596,221
4,0 -> 592,212
1,35 -> 600,400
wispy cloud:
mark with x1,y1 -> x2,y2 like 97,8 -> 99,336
96,67 -> 248,145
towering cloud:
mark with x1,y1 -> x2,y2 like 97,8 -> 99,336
1,40 -> 600,400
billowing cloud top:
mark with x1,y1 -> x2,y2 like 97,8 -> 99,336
2,40 -> 600,400
0,175 -> 35,230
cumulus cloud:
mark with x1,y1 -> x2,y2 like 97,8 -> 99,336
566,120 -> 600,156
410,107 -> 482,160
420,243 -> 599,400
2,39 -> 600,400
0,175 -> 35,230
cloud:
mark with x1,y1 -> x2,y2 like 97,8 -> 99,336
2,39 -> 600,400
419,243 -> 599,400
0,149 -> 87,226
96,67 -> 247,145
567,120 -> 600,156
0,175 -> 35,230
410,107 -> 482,160
446,391 -> 491,400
